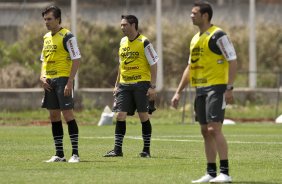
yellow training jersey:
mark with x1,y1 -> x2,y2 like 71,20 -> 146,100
189,26 -> 229,87
119,34 -> 151,83
41,28 -> 72,79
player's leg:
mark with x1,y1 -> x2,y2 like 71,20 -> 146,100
192,95 -> 216,183
103,111 -> 127,157
56,77 -> 80,162
206,91 -> 231,183
45,109 -> 66,162
42,80 -> 66,162
208,122 -> 231,183
104,85 -> 132,157
135,82 -> 152,158
61,109 -> 80,163
115,112 -> 127,153
201,124 -> 217,175
138,112 -> 151,158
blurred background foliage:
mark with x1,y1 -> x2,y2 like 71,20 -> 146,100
0,19 -> 282,88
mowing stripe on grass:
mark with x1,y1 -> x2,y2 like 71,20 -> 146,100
82,136 -> 282,145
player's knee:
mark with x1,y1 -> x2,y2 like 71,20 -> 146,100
50,116 -> 61,122
49,110 -> 61,121
62,110 -> 74,122
201,128 -> 210,138
116,112 -> 126,121
138,112 -> 149,122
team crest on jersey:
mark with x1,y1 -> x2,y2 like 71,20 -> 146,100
137,38 -> 142,42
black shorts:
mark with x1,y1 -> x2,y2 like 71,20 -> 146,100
41,77 -> 74,110
194,90 -> 226,124
113,82 -> 155,116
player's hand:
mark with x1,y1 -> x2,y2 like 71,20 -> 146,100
171,93 -> 180,109
147,87 -> 156,101
113,86 -> 118,96
40,77 -> 52,92
225,90 -> 234,104
64,80 -> 73,96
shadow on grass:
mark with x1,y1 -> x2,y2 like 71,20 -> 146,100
151,156 -> 188,160
232,182 -> 280,184
80,160 -> 118,163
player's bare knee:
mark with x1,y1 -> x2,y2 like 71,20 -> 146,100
62,110 -> 74,122
138,112 -> 149,122
116,112 -> 126,121
49,110 -> 61,122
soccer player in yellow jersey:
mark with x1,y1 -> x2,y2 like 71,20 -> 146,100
40,6 -> 81,163
104,15 -> 158,158
171,1 -> 237,183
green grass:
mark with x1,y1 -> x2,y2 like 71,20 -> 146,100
0,108 -> 186,125
1,103 -> 281,126
0,123 -> 282,184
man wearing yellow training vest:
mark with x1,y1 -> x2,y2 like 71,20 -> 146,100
40,6 -> 81,163
104,15 -> 158,158
171,1 -> 237,183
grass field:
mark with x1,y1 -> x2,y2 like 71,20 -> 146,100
0,121 -> 282,184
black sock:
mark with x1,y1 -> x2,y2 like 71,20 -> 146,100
114,121 -> 126,153
67,119 -> 79,156
207,163 -> 217,177
220,159 -> 229,175
51,121 -> 64,157
141,119 -> 152,153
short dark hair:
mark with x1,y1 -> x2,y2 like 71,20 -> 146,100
121,15 -> 138,30
194,0 -> 213,22
42,5 -> 62,24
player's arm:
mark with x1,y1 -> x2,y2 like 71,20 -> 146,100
113,62 -> 121,96
65,35 -> 81,96
39,49 -> 52,91
171,64 -> 190,108
216,33 -> 237,104
144,39 -> 158,100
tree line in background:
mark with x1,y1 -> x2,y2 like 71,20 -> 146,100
0,19 -> 281,88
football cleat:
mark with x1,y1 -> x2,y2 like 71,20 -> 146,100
45,156 -> 66,163
191,174 -> 215,183
139,151 -> 151,158
210,173 -> 232,183
68,154 -> 80,163
103,150 -> 123,157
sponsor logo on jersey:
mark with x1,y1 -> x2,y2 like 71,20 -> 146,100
147,45 -> 156,62
191,58 -> 199,63
191,46 -> 204,57
192,77 -> 207,84
190,65 -> 204,70
218,39 -> 228,58
69,39 -> 76,57
122,74 -> 142,81
124,60 -> 135,65
47,60 -> 55,64
45,54 -> 52,59
121,51 -> 139,58
123,66 -> 139,70
44,45 -> 57,50
121,47 -> 139,59
46,70 -> 57,75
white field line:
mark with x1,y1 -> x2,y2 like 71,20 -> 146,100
82,135 -> 282,145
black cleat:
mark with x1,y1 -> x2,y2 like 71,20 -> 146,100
139,151 -> 151,158
103,150 -> 123,157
